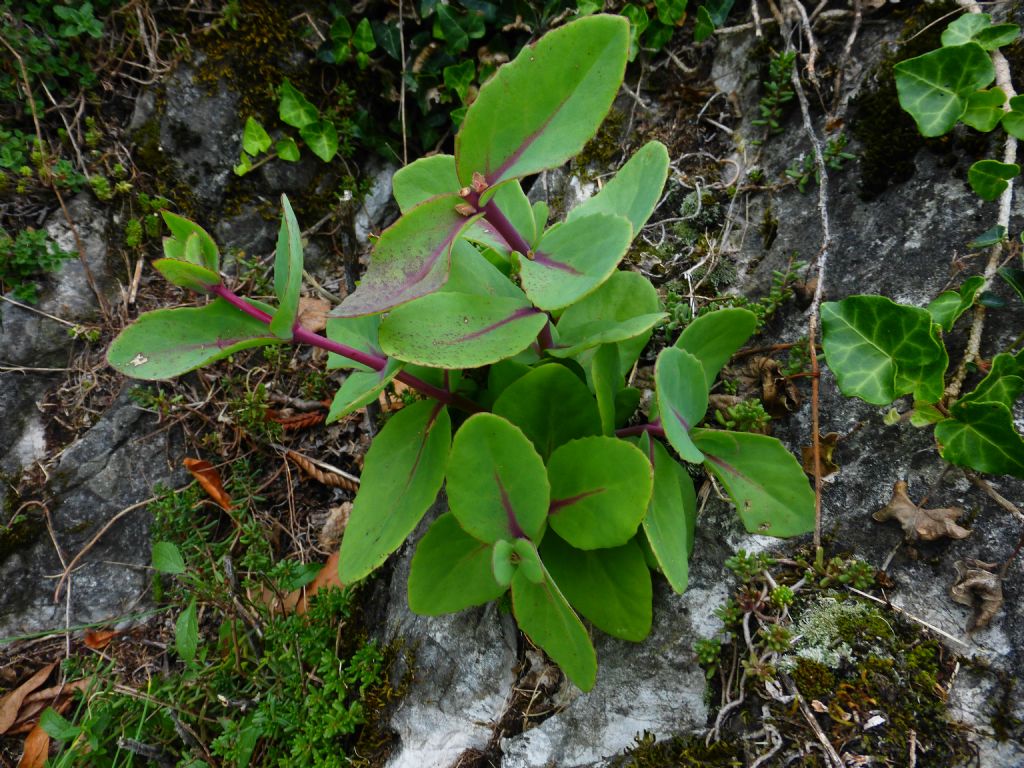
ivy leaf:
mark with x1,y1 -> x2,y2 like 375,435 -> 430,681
638,433 -> 696,593
446,413 -> 550,542
518,213 -> 632,311
510,567 -> 597,691
372,19 -> 402,60
270,194 -> 304,340
936,402 -> 1024,478
492,364 -> 601,460
278,79 -> 319,129
299,120 -> 339,163
968,159 -> 1020,201
693,6 -> 715,42
275,136 -> 300,162
968,224 -> 1006,248
175,598 -> 199,663
332,195 -> 472,317
656,346 -> 709,463
107,300 -> 281,380
941,13 -> 1020,50
455,15 -> 628,186
152,257 -> 220,294
407,513 -> 506,614
893,43 -> 995,137
655,0 -> 687,25
998,266 -> 1024,303
326,360 -> 403,423
379,292 -> 546,368
674,307 -> 758,389
242,116 -> 272,155
339,401 -> 451,582
1000,95 -> 1024,139
444,59 -> 476,104
955,351 -> 1024,411
925,275 -> 984,331
961,88 -> 1006,132
692,428 -> 816,536
547,437 -> 652,549
540,532 -> 652,641
353,18 -> 376,53
820,295 -> 948,405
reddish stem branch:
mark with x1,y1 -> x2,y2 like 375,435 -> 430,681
615,420 -> 665,439
211,285 -> 483,414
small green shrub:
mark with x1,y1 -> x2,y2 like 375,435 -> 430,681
0,226 -> 75,302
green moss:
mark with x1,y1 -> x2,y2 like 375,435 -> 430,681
0,509 -> 44,562
790,657 -> 836,701
573,109 -> 627,180
614,730 -> 742,767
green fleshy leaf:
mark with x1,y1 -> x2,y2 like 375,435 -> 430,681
540,532 -> 652,641
655,346 -> 709,463
998,266 -> 1024,302
956,351 -> 1023,410
968,224 -> 1006,248
567,141 -> 669,236
455,14 -> 628,186
925,275 -> 984,331
392,154 -> 459,212
332,195 -> 472,317
379,291 -> 546,368
547,313 -> 666,360
443,239 -> 522,299
514,538 -> 545,583
511,568 -> 596,691
639,433 -> 696,593
242,117 -> 272,155
279,79 -> 319,129
152,257 -> 220,293
692,428 -> 815,536
299,120 -> 339,163
326,315 -> 383,372
492,539 -> 516,587
492,364 -> 601,460
339,401 -> 451,582
555,270 -> 662,376
547,436 -> 652,549
161,211 -> 218,271
961,88 -> 1006,132
968,159 -> 1020,201
591,344 -> 620,436
152,541 -> 186,574
176,598 -> 199,663
674,307 -> 758,389
408,513 -> 506,614
519,212 -> 632,311
269,194 -> 304,340
447,413 -> 550,542
107,300 -> 281,380
276,136 -> 300,162
941,13 -> 1020,50
327,360 -> 403,423
533,201 -> 549,234
820,296 -> 948,405
935,402 -> 1024,478
894,43 -> 995,137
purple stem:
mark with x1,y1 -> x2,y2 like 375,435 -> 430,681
615,420 -> 665,439
464,188 -> 533,256
538,321 -> 554,352
211,285 -> 483,414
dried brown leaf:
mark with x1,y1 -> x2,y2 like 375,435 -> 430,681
297,297 -> 330,333
951,558 -> 1004,632
801,432 -> 840,479
319,502 -> 352,550
16,722 -> 49,768
752,356 -> 801,417
83,628 -> 119,650
872,481 -> 970,542
0,664 -> 55,735
183,458 -> 233,511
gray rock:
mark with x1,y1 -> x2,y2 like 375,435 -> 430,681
381,504 -> 519,768
0,389 -> 185,640
354,158 -> 399,246
160,59 -> 240,211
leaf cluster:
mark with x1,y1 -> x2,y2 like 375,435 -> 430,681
894,12 -> 1022,200
0,226 -> 75,303
109,15 -> 815,691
